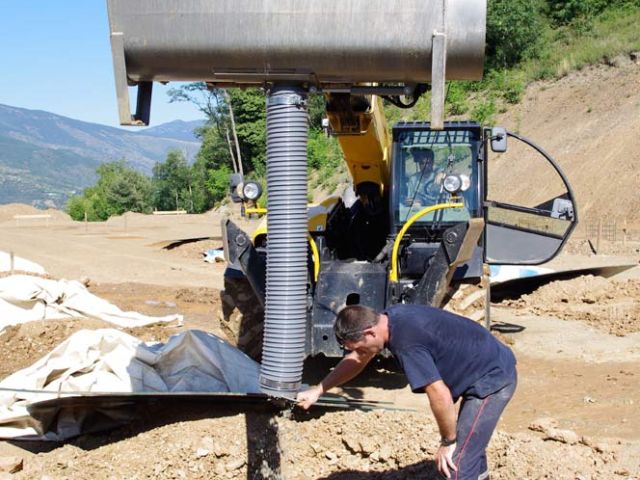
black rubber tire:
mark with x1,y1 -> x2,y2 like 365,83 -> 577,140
219,275 -> 264,361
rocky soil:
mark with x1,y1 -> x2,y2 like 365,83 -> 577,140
3,408 -> 637,480
504,275 -> 640,336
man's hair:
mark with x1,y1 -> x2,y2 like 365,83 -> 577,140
413,148 -> 434,163
334,305 -> 380,345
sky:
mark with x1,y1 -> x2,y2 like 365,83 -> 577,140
0,1 -> 204,128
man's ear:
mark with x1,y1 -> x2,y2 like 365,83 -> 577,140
362,327 -> 376,338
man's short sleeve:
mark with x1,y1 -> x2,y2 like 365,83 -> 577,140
395,345 -> 442,393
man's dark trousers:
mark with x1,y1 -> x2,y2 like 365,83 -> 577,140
450,371 -> 518,480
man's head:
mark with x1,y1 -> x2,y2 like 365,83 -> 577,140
355,181 -> 382,215
334,305 -> 387,354
412,148 -> 435,166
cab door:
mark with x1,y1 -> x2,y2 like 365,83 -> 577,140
484,130 -> 578,264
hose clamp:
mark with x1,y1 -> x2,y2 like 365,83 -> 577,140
267,94 -> 307,108
259,375 -> 301,393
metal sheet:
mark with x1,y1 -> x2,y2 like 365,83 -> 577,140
19,392 -> 413,439
485,224 -> 564,265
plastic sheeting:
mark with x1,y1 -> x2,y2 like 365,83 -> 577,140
0,275 -> 183,331
0,251 -> 46,274
203,248 -> 225,263
0,329 -> 261,440
490,265 -> 554,285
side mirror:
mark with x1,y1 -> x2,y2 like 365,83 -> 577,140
229,173 -> 243,203
490,127 -> 507,153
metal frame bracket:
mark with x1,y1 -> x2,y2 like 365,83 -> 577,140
430,0 -> 448,130
430,31 -> 447,131
110,32 -> 152,126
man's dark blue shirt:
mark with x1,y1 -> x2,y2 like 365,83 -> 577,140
384,304 -> 516,401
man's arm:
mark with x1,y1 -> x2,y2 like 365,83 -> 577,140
425,380 -> 458,478
296,349 -> 374,409
425,380 -> 457,439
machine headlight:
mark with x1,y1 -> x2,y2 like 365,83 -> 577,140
443,175 -> 461,194
242,181 -> 263,201
443,174 -> 471,194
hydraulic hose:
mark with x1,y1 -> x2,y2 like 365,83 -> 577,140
259,86 -> 309,398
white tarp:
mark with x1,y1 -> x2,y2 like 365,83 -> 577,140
0,329 -> 261,440
0,275 -> 183,331
0,251 -> 46,274
203,248 -> 225,263
489,265 -> 554,285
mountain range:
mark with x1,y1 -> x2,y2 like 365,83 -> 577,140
0,104 -> 204,208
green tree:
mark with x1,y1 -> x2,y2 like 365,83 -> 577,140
66,195 -> 94,221
188,124 -> 237,211
169,83 -> 245,173
152,150 -> 194,211
227,89 -> 267,174
95,161 -> 153,217
195,123 -> 233,171
65,160 -> 152,221
308,94 -> 327,130
307,129 -> 342,171
546,0 -> 603,25
204,164 -> 233,204
169,83 -> 268,181
486,0 -> 546,69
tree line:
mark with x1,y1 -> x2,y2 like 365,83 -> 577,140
66,0 -> 639,221
66,88 -> 336,221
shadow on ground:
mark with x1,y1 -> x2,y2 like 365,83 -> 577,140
317,459 -> 441,479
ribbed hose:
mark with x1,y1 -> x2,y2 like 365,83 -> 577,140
259,86 -> 309,398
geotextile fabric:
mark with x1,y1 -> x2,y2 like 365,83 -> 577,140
0,274 -> 183,331
0,329 -> 261,440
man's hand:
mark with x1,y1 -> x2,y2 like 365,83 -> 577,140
435,443 -> 458,478
296,349 -> 374,410
296,385 -> 323,410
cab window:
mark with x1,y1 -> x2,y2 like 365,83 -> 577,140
394,129 -> 480,226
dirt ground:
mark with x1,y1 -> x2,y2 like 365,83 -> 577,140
1,211 -> 638,479
1,61 -> 640,479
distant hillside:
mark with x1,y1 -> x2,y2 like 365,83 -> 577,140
142,120 -> 205,142
0,104 -> 203,208
493,59 -> 640,226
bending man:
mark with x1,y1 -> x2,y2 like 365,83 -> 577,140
297,304 -> 517,480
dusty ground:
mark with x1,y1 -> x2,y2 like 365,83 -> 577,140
1,211 -> 638,479
1,62 -> 640,479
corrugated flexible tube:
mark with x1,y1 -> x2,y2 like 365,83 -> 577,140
259,85 -> 309,398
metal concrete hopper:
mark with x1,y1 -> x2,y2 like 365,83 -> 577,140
107,0 -> 486,126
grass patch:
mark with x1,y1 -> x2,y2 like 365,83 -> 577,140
524,6 -> 640,80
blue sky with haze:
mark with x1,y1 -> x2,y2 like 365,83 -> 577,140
0,1 -> 204,128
